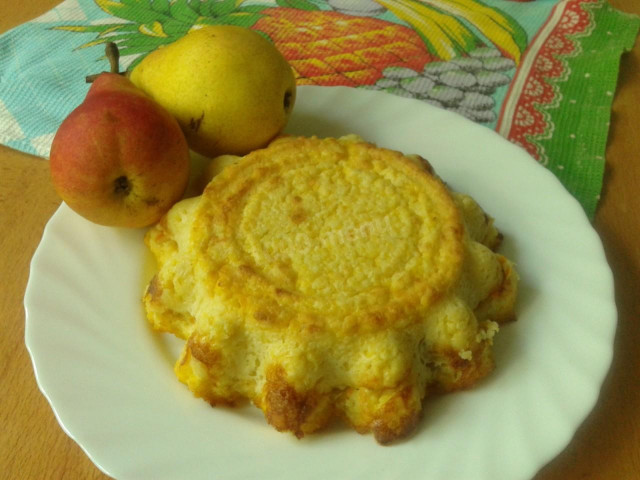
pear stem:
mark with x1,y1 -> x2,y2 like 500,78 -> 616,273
106,42 -> 120,74
86,42 -> 123,83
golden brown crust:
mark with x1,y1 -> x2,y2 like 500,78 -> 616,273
474,256 -> 519,324
143,135 -> 519,444
370,386 -> 422,445
261,365 -> 335,438
192,136 -> 465,333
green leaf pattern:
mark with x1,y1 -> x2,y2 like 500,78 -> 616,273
54,0 -> 527,71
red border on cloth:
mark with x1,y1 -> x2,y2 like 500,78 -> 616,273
496,0 -> 596,163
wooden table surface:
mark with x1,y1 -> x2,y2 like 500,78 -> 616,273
1,1 -> 639,479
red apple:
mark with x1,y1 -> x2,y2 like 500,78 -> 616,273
49,73 -> 190,228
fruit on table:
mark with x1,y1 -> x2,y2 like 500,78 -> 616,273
129,25 -> 297,158
49,73 -> 190,228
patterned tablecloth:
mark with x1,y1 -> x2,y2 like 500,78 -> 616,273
1,0 -> 638,218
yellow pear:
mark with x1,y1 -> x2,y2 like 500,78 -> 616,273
129,25 -> 296,157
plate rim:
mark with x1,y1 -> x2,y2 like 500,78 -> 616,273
24,85 -> 617,480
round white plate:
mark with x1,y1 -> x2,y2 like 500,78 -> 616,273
25,86 -> 616,480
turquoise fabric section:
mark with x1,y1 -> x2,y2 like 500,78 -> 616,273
0,0 -> 638,219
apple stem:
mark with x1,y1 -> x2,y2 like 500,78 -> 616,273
86,42 -> 123,83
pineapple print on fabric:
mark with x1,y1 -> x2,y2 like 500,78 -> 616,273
54,0 -> 528,124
